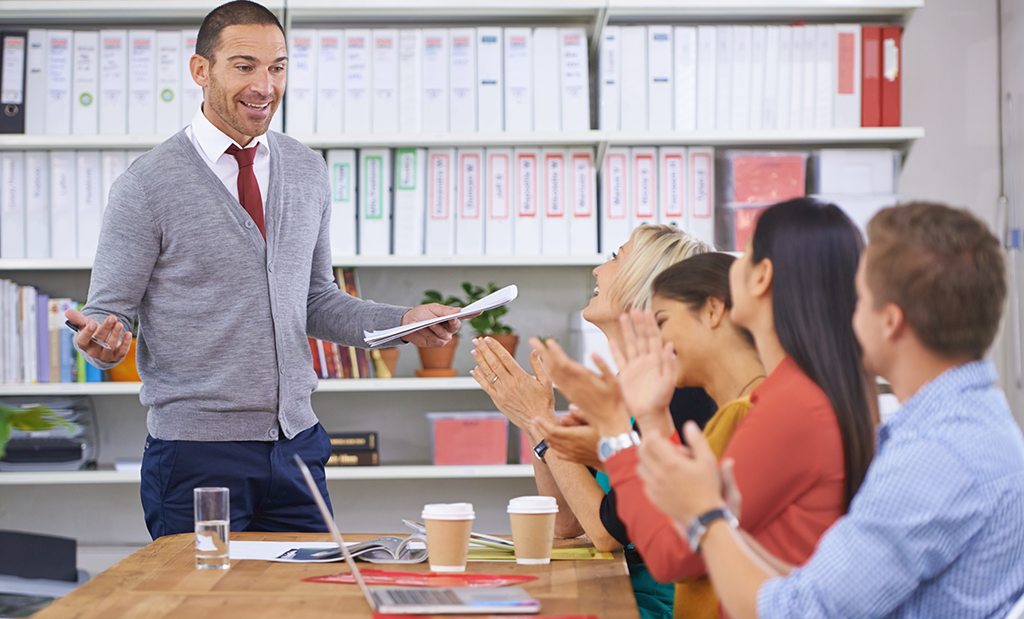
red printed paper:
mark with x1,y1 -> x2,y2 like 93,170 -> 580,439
306,569 -> 537,588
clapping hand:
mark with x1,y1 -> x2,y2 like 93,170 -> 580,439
528,337 -> 631,437
637,422 -> 725,523
533,405 -> 603,470
471,337 -> 556,434
610,310 -> 678,439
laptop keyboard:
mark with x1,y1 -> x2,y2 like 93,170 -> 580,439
375,588 -> 463,606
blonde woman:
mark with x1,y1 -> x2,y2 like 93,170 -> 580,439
470,224 -> 714,619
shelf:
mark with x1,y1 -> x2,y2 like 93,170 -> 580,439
0,1 -> 285,23
0,464 -> 534,486
338,255 -> 605,267
605,127 -> 925,146
285,0 -> 605,21
0,377 -> 485,397
606,0 -> 923,20
0,256 -> 604,271
296,131 -> 601,149
0,128 -> 924,152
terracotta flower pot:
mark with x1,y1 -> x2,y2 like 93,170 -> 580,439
108,338 -> 140,382
416,335 -> 460,377
489,334 -> 519,358
378,347 -> 400,378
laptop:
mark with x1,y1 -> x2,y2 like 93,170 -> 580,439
293,455 -> 541,615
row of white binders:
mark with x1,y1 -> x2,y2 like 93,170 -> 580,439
9,29 -> 283,136
0,150 -> 143,259
600,24 -> 902,132
325,146 -> 715,258
285,27 -> 590,135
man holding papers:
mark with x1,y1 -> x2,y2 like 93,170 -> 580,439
64,0 -> 459,538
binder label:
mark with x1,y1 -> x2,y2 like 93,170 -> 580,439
838,32 -> 856,95
396,149 -> 418,190
634,154 -> 655,219
363,156 -> 384,220
332,162 -> 352,203
662,154 -> 684,218
691,152 -> 713,219
517,154 -> 537,217
545,153 -> 565,217
428,153 -> 450,220
2,35 -> 25,105
605,153 -> 627,219
459,152 -> 481,219
571,153 -> 594,217
488,153 -> 510,220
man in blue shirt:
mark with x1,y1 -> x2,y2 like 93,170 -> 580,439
638,201 -> 1024,618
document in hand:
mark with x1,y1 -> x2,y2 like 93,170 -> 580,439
363,284 -> 518,347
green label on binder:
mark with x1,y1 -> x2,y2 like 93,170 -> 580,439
362,156 -> 384,220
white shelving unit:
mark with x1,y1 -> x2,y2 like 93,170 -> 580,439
0,377 -> 482,397
0,0 -> 924,541
0,464 -> 534,486
0,255 -> 605,271
0,128 -> 926,169
0,1 -> 285,22
605,0 -> 922,19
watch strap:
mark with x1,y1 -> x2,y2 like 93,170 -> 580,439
685,506 -> 738,552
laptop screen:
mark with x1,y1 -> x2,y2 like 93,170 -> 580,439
293,454 -> 377,611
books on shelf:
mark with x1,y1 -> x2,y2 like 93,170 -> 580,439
598,23 -> 903,132
0,279 -> 104,384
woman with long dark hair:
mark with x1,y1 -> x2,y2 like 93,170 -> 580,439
533,198 -> 876,619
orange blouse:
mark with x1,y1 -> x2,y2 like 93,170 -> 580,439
605,356 -> 846,591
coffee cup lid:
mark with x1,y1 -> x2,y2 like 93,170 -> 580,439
422,502 -> 475,520
507,495 -> 559,514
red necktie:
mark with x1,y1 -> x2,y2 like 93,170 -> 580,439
225,144 -> 266,239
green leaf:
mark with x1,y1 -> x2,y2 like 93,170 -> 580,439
0,405 -> 74,460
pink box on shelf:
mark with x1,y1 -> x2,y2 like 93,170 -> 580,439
428,412 -> 508,465
519,428 -> 533,465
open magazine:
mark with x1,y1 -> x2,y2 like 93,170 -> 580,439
274,534 -> 427,564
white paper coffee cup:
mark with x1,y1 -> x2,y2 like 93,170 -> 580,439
422,503 -> 475,573
507,496 -> 558,565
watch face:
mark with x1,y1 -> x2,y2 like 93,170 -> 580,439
597,439 -> 616,462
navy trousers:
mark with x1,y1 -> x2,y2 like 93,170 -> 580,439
140,423 -> 334,539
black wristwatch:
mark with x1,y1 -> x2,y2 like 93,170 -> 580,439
533,439 -> 550,461
685,506 -> 738,552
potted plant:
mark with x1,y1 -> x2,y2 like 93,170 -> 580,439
416,288 -> 464,377
0,404 -> 73,460
460,281 -> 518,357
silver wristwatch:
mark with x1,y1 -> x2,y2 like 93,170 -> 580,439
597,431 -> 641,463
685,506 -> 739,552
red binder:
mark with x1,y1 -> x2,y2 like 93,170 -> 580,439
881,25 -> 902,127
861,26 -> 882,127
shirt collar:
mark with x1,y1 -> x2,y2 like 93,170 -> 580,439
878,359 -> 998,442
190,104 -> 269,163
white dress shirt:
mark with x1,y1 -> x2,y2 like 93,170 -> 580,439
185,105 -> 270,213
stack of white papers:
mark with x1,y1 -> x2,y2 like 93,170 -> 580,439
363,284 -> 518,347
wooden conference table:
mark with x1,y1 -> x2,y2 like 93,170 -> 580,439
34,532 -> 640,618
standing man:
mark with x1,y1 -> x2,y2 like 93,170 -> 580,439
638,201 -> 1024,618
65,0 -> 460,538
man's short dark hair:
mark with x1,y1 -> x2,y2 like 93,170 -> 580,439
865,201 -> 1007,360
195,1 -> 285,61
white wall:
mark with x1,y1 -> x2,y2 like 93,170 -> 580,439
899,0 -> 1022,418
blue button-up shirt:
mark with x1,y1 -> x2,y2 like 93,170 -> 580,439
758,361 -> 1024,618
